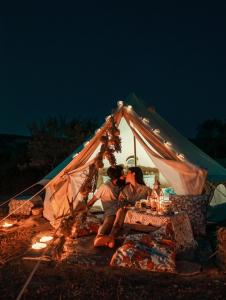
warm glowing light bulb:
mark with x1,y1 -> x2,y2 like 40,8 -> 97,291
117,100 -> 124,107
164,141 -> 172,147
127,105 -> 133,111
177,153 -> 185,160
142,118 -> 149,124
153,129 -> 160,134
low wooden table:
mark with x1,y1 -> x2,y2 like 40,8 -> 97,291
124,208 -> 196,253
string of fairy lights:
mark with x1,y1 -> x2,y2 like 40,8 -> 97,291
119,100 -> 186,161
73,100 -> 186,161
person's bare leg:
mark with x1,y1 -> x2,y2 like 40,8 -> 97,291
97,215 -> 115,236
94,215 -> 115,247
109,208 -> 127,238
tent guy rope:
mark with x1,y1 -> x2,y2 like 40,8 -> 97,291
16,224 -> 61,300
0,182 -> 39,208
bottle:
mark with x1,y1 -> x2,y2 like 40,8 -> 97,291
157,189 -> 164,212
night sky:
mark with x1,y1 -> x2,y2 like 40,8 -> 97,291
0,1 -> 226,137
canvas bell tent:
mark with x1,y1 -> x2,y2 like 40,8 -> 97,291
37,98 -> 226,226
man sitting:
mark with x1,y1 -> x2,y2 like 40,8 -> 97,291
88,166 -> 124,247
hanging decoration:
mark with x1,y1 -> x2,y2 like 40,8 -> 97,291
79,115 -> 121,200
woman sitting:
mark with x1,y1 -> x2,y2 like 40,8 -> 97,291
119,167 -> 151,205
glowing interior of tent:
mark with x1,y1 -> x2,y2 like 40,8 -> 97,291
88,117 -> 170,209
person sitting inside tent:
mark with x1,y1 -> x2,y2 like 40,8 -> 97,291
119,167 -> 152,204
87,165 -> 125,247
108,166 -> 152,244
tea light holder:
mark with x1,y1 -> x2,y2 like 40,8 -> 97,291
32,242 -> 47,250
40,236 -> 53,243
1,221 -> 13,228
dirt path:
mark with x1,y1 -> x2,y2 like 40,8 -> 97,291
1,259 -> 226,299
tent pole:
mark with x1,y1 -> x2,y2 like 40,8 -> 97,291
133,136 -> 137,166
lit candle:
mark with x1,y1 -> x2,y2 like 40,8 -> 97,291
32,242 -> 47,250
40,236 -> 53,243
2,222 -> 13,228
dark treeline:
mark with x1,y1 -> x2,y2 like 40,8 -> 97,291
191,119 -> 226,160
0,117 -> 226,196
190,119 -> 226,169
0,117 -> 97,195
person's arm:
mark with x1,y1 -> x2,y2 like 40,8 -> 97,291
87,195 -> 98,208
118,188 -> 131,207
118,189 -> 127,201
87,184 -> 104,208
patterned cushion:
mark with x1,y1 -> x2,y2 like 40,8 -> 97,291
151,223 -> 175,241
169,194 -> 209,236
110,236 -> 176,273
124,233 -> 156,248
124,224 -> 175,246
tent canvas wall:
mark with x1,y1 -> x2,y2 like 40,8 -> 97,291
39,100 -> 226,225
41,96 -> 226,184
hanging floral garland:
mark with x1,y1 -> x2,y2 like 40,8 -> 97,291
53,116 -> 121,258
80,115 -> 121,199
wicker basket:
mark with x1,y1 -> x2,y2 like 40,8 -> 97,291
9,195 -> 43,216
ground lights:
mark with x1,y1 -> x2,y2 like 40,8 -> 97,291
1,221 -> 13,228
32,235 -> 53,250
32,242 -> 47,250
40,235 -> 53,242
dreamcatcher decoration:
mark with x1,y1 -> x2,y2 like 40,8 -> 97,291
80,115 -> 121,199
